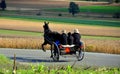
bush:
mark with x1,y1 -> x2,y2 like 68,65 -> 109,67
58,13 -> 62,16
115,0 -> 119,3
36,12 -> 41,16
113,12 -> 120,18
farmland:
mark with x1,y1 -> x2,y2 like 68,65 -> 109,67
0,1 -> 120,74
0,16 -> 120,54
0,0 -> 120,54
0,17 -> 120,37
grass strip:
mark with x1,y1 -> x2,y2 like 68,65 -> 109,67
0,15 -> 120,27
0,54 -> 13,74
45,5 -> 120,14
83,35 -> 120,40
0,29 -> 42,36
0,54 -> 11,64
0,29 -> 120,40
0,60 -> 119,74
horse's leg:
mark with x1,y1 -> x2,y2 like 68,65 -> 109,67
41,42 -> 47,52
50,43 -> 53,58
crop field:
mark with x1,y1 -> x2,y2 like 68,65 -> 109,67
0,37 -> 120,54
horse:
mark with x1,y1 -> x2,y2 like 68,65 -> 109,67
42,22 -> 61,58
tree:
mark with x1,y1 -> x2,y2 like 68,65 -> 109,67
115,0 -> 119,3
1,0 -> 6,10
68,2 -> 80,16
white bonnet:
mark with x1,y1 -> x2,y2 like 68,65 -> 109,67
62,30 -> 66,33
74,29 -> 79,33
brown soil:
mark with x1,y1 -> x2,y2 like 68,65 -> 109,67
6,0 -> 110,9
0,18 -> 120,37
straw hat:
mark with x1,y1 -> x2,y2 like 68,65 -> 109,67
74,29 -> 79,33
62,30 -> 66,33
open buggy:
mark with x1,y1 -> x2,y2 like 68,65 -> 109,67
52,41 -> 85,61
42,22 -> 85,61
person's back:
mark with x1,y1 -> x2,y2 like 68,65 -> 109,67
72,29 -> 81,46
67,32 -> 74,45
61,30 -> 67,45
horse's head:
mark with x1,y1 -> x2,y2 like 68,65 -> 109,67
43,21 -> 51,33
43,22 -> 50,30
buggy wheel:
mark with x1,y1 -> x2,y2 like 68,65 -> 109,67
76,41 -> 85,61
52,42 -> 60,61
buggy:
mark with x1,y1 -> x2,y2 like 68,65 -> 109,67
42,22 -> 85,61
51,41 -> 85,61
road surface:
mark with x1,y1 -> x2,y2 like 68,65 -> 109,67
0,48 -> 120,67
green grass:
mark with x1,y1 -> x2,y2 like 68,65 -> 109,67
0,54 -> 30,74
0,29 -> 120,40
16,66 -> 120,74
45,5 -> 120,14
0,54 -> 13,74
83,35 -> 120,40
0,62 -> 120,74
0,29 -> 42,36
0,54 -> 11,64
1,16 -> 120,27
0,55 -> 120,74
2,5 -> 119,14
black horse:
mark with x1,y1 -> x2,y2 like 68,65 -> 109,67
42,22 -> 61,58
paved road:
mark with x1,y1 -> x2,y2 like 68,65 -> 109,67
0,48 -> 120,67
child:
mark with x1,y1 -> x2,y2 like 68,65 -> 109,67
67,32 -> 74,45
60,30 -> 67,45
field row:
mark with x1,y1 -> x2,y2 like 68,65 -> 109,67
0,37 -> 119,54
0,17 -> 120,37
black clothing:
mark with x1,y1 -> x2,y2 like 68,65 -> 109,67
61,33 -> 67,45
72,33 -> 81,46
67,32 -> 74,45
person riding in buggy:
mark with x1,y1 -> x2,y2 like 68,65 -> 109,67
42,22 -> 85,61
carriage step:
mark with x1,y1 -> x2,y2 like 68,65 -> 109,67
61,55 -> 76,58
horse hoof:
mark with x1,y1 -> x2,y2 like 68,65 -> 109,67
50,55 -> 53,58
42,49 -> 46,52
